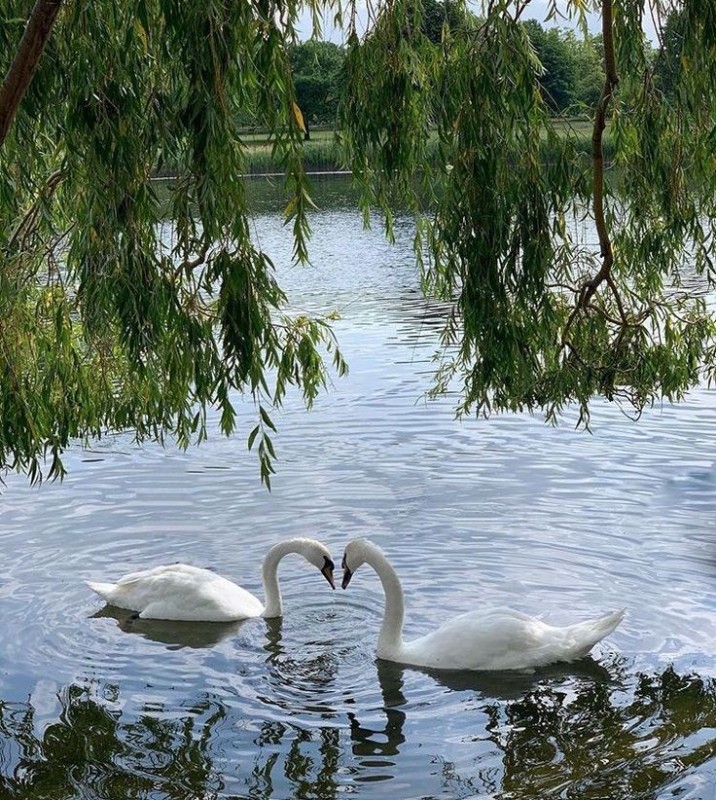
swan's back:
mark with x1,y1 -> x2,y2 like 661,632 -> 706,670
396,608 -> 625,672
86,563 -> 264,621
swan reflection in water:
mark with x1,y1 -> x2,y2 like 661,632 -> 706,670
91,605 -> 246,649
259,614 -> 346,719
347,654 -> 617,766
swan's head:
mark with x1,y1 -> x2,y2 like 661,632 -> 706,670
341,538 -> 379,589
298,538 -> 336,590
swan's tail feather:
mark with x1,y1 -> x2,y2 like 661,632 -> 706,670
85,580 -> 116,601
565,609 -> 625,660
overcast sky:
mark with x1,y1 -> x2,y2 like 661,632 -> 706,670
299,1 -> 660,44
521,0 -> 659,41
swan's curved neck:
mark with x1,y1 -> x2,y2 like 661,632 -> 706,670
364,547 -> 405,658
261,539 -> 304,618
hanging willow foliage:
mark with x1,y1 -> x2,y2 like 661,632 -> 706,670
341,0 -> 716,425
0,0 -> 349,487
1,0 -> 715,486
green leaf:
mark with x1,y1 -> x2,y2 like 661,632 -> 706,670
247,424 -> 260,451
259,405 -> 277,431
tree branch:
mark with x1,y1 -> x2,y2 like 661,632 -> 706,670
583,0 -> 619,308
0,0 -> 64,149
560,0 -> 620,349
8,169 -> 64,249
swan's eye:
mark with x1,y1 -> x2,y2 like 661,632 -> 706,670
341,554 -> 347,569
324,556 -> 335,571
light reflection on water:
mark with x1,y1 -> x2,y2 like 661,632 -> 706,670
3,175 -> 716,798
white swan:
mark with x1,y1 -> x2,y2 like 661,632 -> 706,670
341,538 -> 624,671
87,537 -> 335,622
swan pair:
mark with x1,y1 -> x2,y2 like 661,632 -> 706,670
88,537 -> 624,672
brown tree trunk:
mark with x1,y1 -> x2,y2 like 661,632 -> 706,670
583,0 -> 619,306
0,0 -> 64,148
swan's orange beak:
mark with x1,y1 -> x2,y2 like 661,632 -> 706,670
321,561 -> 336,590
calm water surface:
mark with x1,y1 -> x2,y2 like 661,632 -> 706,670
3,177 -> 716,799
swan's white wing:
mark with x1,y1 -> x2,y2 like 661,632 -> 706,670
401,608 -> 585,671
88,564 -> 264,621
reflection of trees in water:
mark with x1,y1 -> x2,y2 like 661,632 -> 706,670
2,666 -> 716,798
247,724 -> 341,800
241,616 -> 344,798
435,666 -> 716,799
0,683 -> 342,800
0,683 -> 227,799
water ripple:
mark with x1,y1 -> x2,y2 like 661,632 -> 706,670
3,182 -> 716,797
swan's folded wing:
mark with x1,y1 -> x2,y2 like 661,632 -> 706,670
403,608 -> 557,671
94,564 -> 264,621
136,570 -> 264,621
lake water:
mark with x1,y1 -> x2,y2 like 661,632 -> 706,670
3,176 -> 716,799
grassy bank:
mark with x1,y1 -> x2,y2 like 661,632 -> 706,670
239,120 -> 613,175
243,136 -> 345,175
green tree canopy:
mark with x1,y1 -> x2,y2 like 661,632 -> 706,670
1,1 -> 715,485
420,0 -> 472,43
523,20 -> 579,113
521,23 -> 607,114
0,0 -> 347,486
570,30 -> 605,111
340,0 -> 716,424
289,40 -> 344,127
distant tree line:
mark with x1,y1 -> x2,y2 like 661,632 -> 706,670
284,2 -> 686,126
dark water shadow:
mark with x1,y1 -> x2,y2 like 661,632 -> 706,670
91,605 -> 248,649
259,616 -> 344,717
420,655 -> 616,698
374,653 -> 617,703
346,655 -> 621,761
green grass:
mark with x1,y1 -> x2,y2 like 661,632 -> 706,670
238,119 -> 609,174
154,119 -> 607,177
241,137 -> 345,175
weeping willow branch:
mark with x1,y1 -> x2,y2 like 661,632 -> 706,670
584,0 -> 619,307
8,169 -> 65,250
561,0 -> 621,348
